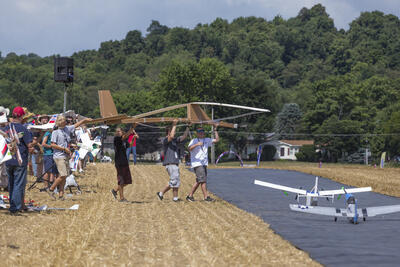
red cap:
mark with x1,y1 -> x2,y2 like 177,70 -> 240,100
12,106 -> 25,117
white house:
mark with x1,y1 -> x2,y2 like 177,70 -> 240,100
264,139 -> 314,160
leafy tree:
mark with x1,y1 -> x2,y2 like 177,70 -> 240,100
274,103 -> 302,138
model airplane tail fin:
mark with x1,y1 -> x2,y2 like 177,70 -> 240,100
99,90 -> 118,118
69,204 -> 80,210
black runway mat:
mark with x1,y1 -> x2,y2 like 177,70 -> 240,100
207,168 -> 400,267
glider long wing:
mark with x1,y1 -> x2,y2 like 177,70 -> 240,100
254,180 -> 307,195
358,205 -> 400,217
290,204 -> 348,217
319,187 -> 372,196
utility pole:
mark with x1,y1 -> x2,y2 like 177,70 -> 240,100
211,107 -> 215,164
63,83 -> 67,113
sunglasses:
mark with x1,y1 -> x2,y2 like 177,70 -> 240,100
197,130 -> 205,133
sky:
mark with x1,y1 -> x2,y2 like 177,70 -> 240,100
0,0 -> 399,57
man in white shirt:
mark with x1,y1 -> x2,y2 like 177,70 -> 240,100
186,124 -> 219,202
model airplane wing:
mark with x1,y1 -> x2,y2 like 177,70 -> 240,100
28,114 -> 58,131
254,180 -> 308,195
357,205 -> 400,217
47,204 -> 80,210
319,187 -> 372,196
290,204 -> 348,217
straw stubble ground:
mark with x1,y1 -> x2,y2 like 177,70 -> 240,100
0,164 -> 318,266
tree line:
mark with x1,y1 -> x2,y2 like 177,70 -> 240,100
1,4 -> 400,162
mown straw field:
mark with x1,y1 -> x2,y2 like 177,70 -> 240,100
0,164 -> 319,266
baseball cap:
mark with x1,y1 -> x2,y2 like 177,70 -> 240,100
12,106 -> 25,117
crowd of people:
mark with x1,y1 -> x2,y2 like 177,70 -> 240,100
0,105 -> 94,214
0,104 -> 220,214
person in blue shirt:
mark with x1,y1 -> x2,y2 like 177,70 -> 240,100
4,107 -> 33,214
41,127 -> 58,189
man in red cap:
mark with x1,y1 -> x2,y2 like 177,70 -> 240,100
2,106 -> 33,215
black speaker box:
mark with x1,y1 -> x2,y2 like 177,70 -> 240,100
54,57 -> 74,82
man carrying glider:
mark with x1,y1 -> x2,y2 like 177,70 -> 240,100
186,124 -> 219,202
111,126 -> 137,202
156,119 -> 190,202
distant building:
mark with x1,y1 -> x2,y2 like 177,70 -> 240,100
264,139 -> 314,160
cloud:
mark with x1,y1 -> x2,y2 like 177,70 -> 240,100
0,0 -> 399,57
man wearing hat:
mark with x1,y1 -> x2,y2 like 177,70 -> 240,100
186,124 -> 219,202
3,106 -> 33,214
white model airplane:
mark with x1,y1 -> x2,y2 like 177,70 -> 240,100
254,177 -> 371,206
28,204 -> 80,212
27,114 -> 58,131
77,132 -> 102,160
254,177 -> 400,224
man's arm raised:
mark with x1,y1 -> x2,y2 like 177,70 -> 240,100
212,123 -> 219,144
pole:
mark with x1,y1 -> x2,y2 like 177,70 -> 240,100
63,83 -> 67,113
211,107 -> 215,164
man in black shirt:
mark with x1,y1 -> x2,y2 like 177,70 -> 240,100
157,119 -> 190,202
111,127 -> 136,202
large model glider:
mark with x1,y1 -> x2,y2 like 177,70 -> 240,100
92,90 -> 270,127
254,177 -> 400,224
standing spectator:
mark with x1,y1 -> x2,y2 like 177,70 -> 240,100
126,124 -> 139,164
111,127 -> 136,202
186,124 -> 219,202
41,115 -> 57,189
3,107 -> 33,214
46,115 -> 91,199
156,120 -> 190,202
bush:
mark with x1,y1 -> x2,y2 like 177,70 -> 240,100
295,145 -> 319,162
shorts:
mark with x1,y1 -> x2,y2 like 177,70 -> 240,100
194,165 -> 207,183
44,155 -> 58,174
54,157 -> 69,177
116,165 -> 132,185
166,164 -> 180,188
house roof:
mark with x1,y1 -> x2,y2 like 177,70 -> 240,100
280,140 -> 314,146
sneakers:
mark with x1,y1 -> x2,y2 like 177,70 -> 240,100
119,198 -> 129,203
186,195 -> 195,202
156,192 -> 163,201
204,196 -> 215,202
173,198 -> 182,202
111,189 -> 117,200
